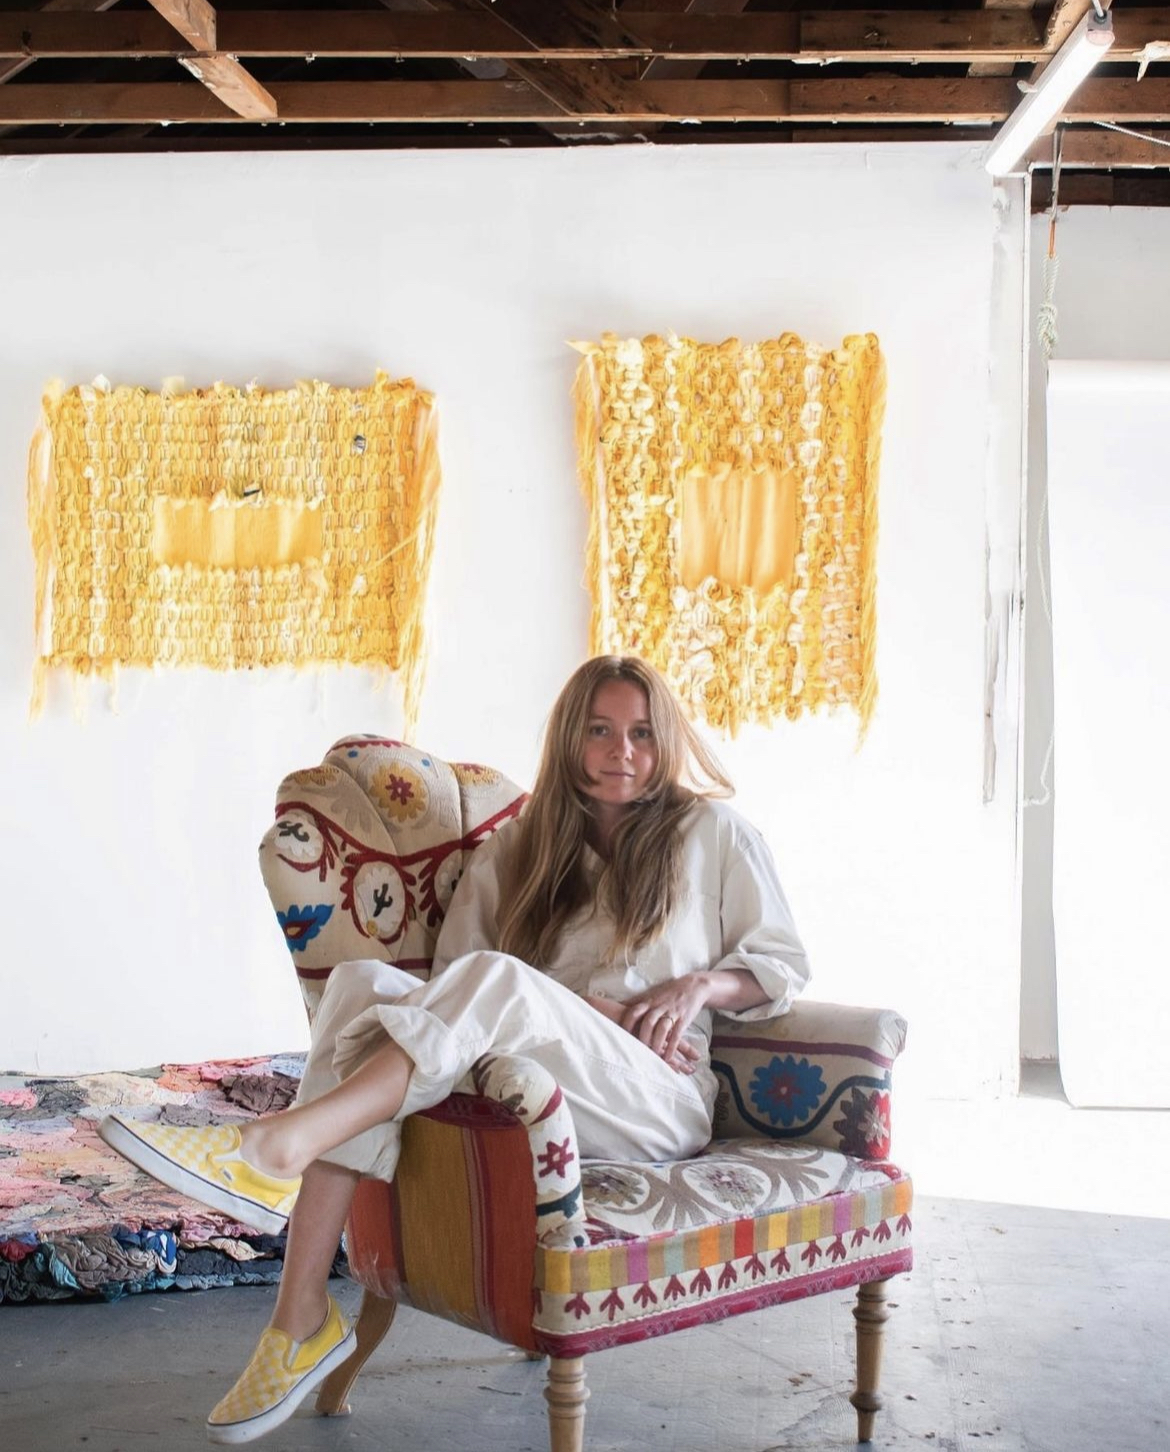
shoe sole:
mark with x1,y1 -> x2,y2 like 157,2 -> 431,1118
98,1116 -> 290,1237
205,1325 -> 359,1445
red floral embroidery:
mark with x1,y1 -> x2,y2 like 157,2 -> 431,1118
633,1283 -> 658,1308
873,1220 -> 892,1243
718,1262 -> 738,1290
536,1137 -> 576,1178
770,1249 -> 791,1273
745,1254 -> 765,1280
833,1087 -> 892,1158
827,1236 -> 847,1263
689,1268 -> 712,1295
384,774 -> 414,805
851,1228 -> 871,1248
897,1214 -> 912,1235
565,1292 -> 591,1320
800,1239 -> 823,1266
600,1289 -> 624,1321
663,1275 -> 686,1302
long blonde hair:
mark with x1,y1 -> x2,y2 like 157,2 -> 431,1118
497,656 -> 732,967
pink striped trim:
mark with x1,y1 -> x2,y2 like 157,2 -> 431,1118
534,1248 -> 911,1357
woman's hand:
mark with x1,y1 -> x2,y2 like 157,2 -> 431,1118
617,974 -> 715,1067
583,993 -> 700,1075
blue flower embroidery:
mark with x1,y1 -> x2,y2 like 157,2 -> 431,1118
749,1055 -> 826,1127
277,903 -> 334,953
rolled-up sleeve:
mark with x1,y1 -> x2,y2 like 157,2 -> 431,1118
712,826 -> 811,1020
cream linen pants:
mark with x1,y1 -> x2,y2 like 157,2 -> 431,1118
296,953 -> 715,1181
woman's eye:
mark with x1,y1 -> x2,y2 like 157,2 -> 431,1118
588,724 -> 608,737
633,727 -> 653,740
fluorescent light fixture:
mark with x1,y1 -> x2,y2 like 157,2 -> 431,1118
985,9 -> 1114,177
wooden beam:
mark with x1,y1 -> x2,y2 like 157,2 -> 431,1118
2,9 -> 1164,63
1032,171 -> 1170,206
802,9 -> 1051,62
637,0 -> 750,83
144,0 -> 277,123
0,76 -> 1165,126
0,0 -> 121,85
789,77 -> 1170,125
0,78 -> 676,124
797,124 -> 997,145
790,77 -> 1016,123
464,1 -> 637,118
1060,78 -> 1170,124
969,0 -> 1035,81
178,54 -> 278,122
467,0 -> 651,53
144,0 -> 215,52
850,7 -> 1167,60
1028,126 -> 1170,168
1038,0 -> 1105,60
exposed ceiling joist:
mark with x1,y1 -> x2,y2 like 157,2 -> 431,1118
1,0 -> 1167,198
0,0 -> 120,85
145,0 -> 277,122
147,0 -> 216,52
622,0 -> 752,144
0,8 -> 1165,65
2,76 -> 1168,127
1028,124 -> 1170,166
177,52 -> 279,122
457,0 -> 637,121
969,0 -> 1039,82
1032,170 -> 1170,204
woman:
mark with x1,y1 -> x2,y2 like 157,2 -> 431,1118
101,655 -> 810,1445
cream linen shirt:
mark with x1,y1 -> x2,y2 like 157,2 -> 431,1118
432,797 -> 810,1044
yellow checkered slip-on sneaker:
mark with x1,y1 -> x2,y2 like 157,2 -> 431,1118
98,1115 -> 301,1235
206,1296 -> 356,1444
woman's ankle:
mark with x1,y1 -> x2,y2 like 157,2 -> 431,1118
269,1291 -> 331,1344
238,1119 -> 305,1181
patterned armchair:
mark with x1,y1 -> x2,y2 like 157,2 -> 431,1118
259,738 -> 913,1451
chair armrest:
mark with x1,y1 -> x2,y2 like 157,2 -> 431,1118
470,1054 -> 588,1250
710,1001 -> 908,1159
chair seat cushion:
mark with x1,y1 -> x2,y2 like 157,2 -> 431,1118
579,1138 -> 897,1242
533,1151 -> 912,1356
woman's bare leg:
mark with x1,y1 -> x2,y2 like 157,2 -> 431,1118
239,1038 -> 414,1181
207,1038 -> 414,1341
269,1159 -> 360,1340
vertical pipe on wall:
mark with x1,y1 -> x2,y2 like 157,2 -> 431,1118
985,174 -> 1030,1093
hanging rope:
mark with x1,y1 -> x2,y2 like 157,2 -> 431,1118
1036,128 -> 1064,362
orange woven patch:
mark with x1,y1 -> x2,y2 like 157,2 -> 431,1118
28,372 -> 440,728
574,332 -> 885,735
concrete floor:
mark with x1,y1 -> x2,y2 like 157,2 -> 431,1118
3,1077 -> 1170,1452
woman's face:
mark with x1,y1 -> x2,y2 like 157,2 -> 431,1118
580,678 -> 659,812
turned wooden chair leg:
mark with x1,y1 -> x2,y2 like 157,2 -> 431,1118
544,1355 -> 589,1452
850,1277 -> 890,1443
315,1289 -> 398,1417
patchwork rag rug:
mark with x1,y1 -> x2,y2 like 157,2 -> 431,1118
0,1054 -> 330,1304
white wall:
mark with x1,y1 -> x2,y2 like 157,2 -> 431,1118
0,144 -> 1016,1101
1021,206 -> 1170,1061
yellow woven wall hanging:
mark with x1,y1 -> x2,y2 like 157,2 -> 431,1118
28,371 -> 440,728
573,331 -> 885,735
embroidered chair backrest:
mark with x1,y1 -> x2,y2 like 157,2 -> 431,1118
258,737 -> 526,1021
